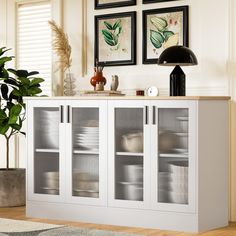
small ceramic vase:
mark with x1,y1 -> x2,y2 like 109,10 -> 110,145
110,75 -> 119,91
90,72 -> 106,90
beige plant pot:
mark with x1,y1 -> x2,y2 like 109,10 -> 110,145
0,168 -> 26,207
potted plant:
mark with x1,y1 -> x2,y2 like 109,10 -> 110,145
0,47 -> 44,207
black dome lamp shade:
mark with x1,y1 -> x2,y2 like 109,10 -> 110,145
158,46 -> 198,96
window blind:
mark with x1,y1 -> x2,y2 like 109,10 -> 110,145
17,1 -> 52,96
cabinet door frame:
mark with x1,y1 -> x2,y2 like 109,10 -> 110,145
108,100 -> 151,209
150,100 -> 197,213
65,100 -> 108,206
27,100 -> 66,202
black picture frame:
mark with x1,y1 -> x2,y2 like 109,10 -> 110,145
95,12 -> 136,66
143,0 -> 178,3
95,0 -> 136,10
142,6 -> 188,64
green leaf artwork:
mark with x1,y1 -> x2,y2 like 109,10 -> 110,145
102,19 -> 122,50
149,16 -> 179,50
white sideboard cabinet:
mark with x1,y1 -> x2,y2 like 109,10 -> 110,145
25,96 -> 229,233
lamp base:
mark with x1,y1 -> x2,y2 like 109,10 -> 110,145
169,65 -> 185,96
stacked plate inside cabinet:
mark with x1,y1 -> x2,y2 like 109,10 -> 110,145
40,110 -> 59,149
158,172 -> 171,202
74,122 -> 99,151
167,161 -> 188,204
176,116 -> 188,133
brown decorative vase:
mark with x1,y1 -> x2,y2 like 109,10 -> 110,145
90,72 -> 106,90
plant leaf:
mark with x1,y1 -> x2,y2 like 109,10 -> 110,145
104,21 -> 113,30
0,47 -> 11,56
150,30 -> 163,48
30,78 -> 44,86
8,104 -> 22,124
13,69 -> 29,78
4,78 -> 19,87
150,17 -> 168,32
28,86 -> 42,95
150,30 -> 165,43
1,84 -> 9,100
163,31 -> 175,41
0,123 -> 9,135
10,123 -> 21,131
18,77 -> 30,86
104,37 -> 116,46
113,19 -> 121,30
0,57 -> 12,67
102,29 -> 113,41
0,109 -> 7,120
20,131 -> 26,136
0,68 -> 9,79
28,71 -> 39,76
12,89 -> 22,97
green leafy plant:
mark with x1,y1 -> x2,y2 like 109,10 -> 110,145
102,19 -> 122,50
0,47 -> 44,169
150,16 -> 178,49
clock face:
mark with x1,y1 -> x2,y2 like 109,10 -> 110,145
147,86 -> 159,96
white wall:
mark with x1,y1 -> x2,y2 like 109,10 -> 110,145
68,0 -> 230,96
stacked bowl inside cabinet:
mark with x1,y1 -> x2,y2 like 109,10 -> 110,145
74,121 -> 99,151
168,160 -> 188,204
120,164 -> 143,201
42,171 -> 59,195
40,110 -> 59,149
73,171 -> 99,198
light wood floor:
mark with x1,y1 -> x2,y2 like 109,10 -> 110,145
0,207 -> 235,236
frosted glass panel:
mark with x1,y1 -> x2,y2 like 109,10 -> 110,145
33,107 -> 60,195
114,108 -> 144,201
72,108 -> 99,198
157,108 -> 189,205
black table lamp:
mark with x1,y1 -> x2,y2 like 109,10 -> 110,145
158,46 -> 198,96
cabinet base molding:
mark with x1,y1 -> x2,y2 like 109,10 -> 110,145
26,201 -> 227,233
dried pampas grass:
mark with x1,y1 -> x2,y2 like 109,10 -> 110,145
48,20 -> 72,72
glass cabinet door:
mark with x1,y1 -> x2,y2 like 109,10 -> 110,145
114,108 -> 144,201
108,101 -> 150,208
67,101 -> 107,206
151,101 -> 196,213
33,107 -> 60,196
157,108 -> 189,205
71,107 -> 100,198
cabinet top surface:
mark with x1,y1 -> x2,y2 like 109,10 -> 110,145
24,96 -> 231,101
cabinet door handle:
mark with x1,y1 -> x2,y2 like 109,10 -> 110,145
60,105 -> 64,123
67,105 -> 71,123
145,106 -> 149,125
152,106 -> 156,125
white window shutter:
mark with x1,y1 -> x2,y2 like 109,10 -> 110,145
17,1 -> 52,96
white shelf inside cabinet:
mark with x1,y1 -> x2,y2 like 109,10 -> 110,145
35,149 -> 59,153
116,152 -> 143,156
73,149 -> 99,155
159,153 -> 188,158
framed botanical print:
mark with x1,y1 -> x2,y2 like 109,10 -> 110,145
142,6 -> 189,64
95,0 -> 136,9
94,12 -> 136,66
143,0 -> 178,3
